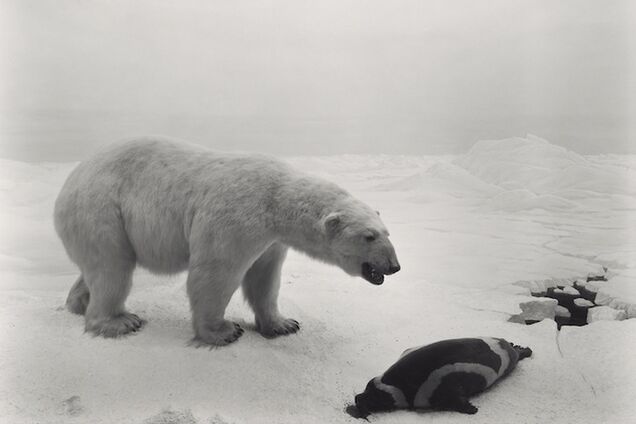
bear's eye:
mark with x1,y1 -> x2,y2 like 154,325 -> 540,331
365,234 -> 376,242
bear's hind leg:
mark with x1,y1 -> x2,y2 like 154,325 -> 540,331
66,275 -> 90,315
242,243 -> 300,338
83,262 -> 145,337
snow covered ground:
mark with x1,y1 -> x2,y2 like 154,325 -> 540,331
1,135 -> 635,423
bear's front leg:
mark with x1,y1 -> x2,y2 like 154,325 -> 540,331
186,260 -> 244,347
242,242 -> 300,338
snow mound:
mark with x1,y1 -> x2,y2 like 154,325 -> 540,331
143,408 -> 198,424
360,135 -> 635,212
289,154 -> 437,173
375,162 -> 502,198
454,135 -> 636,197
0,160 -> 75,276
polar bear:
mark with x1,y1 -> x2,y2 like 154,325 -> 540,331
54,138 -> 400,346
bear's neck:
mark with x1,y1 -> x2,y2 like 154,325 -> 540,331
271,174 -> 346,262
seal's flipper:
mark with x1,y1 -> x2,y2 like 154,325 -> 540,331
512,344 -> 532,360
432,394 -> 478,415
453,397 -> 478,415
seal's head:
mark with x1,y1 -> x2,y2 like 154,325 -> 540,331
346,379 -> 396,419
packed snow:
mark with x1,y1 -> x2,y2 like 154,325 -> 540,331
1,135 -> 635,423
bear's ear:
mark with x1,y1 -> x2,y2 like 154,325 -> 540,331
375,210 -> 380,216
322,212 -> 343,238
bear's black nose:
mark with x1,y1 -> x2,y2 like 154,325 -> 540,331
387,264 -> 401,274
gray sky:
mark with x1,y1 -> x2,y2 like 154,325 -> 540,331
1,0 -> 634,161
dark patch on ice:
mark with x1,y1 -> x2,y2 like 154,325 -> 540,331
143,408 -> 198,424
345,404 -> 370,420
208,414 -> 236,424
512,269 -> 629,329
62,395 -> 83,416
586,275 -> 607,282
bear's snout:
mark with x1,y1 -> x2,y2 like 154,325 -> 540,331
360,254 -> 400,285
383,245 -> 400,275
386,262 -> 401,275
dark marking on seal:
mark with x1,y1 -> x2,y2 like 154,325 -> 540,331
349,337 -> 532,418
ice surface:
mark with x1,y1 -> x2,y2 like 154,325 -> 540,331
562,286 -> 580,296
555,305 -> 571,318
587,306 -> 627,323
574,298 -> 595,308
519,298 -> 558,321
1,136 -> 634,423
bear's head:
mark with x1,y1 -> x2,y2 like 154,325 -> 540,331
321,202 -> 400,285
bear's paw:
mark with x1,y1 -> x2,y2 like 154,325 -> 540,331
256,316 -> 300,339
85,312 -> 146,338
191,321 -> 244,347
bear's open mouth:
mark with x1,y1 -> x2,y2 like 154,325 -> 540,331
362,262 -> 384,285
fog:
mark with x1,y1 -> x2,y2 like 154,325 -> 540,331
1,0 -> 633,161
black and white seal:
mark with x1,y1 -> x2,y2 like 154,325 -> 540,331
347,337 -> 532,418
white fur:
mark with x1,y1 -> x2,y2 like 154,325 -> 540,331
54,137 -> 399,345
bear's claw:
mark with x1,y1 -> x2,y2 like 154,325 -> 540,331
191,320 -> 244,347
225,323 -> 244,342
257,317 -> 301,338
85,312 -> 146,338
